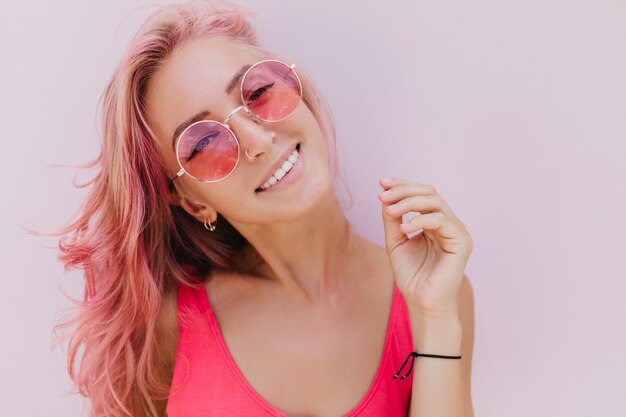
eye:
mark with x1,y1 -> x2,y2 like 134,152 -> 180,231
185,133 -> 216,163
248,82 -> 274,102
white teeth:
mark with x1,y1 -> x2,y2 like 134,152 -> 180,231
281,160 -> 293,171
259,146 -> 300,190
274,168 -> 286,180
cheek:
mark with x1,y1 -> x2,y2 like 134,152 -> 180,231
288,101 -> 316,129
196,178 -> 252,213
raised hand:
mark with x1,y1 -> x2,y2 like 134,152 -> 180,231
378,178 -> 473,319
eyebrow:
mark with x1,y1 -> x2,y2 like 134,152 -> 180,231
171,63 -> 253,151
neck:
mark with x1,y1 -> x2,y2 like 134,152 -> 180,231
231,191 -> 359,302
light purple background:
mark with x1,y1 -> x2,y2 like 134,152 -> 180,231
2,1 -> 625,416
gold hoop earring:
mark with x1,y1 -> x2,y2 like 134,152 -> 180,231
203,217 -> 216,232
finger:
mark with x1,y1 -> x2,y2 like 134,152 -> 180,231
380,178 -> 437,195
399,212 -> 461,241
378,180 -> 456,218
380,177 -> 414,189
385,195 -> 454,219
378,182 -> 437,205
380,195 -> 408,255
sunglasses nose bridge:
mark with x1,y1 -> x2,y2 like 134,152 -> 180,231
224,109 -> 275,157
223,104 -> 246,126
223,104 -> 264,129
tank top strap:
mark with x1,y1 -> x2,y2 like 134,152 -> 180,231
168,278 -> 221,411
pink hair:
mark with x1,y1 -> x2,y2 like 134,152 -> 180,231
41,0 -> 350,416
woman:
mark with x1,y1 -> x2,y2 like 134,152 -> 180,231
53,1 -> 475,416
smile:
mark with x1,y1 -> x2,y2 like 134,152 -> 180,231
255,143 -> 302,193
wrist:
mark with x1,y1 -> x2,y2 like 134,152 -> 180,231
409,312 -> 463,356
401,291 -> 459,321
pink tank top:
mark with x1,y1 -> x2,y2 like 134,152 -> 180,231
166,279 -> 414,416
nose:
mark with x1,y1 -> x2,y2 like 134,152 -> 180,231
225,110 -> 275,160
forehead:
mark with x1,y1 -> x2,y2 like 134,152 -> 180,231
145,36 -> 262,145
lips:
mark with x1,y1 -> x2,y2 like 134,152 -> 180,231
255,143 -> 300,192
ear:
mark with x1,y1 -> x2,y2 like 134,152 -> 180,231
168,186 -> 216,224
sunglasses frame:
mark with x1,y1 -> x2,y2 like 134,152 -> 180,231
169,59 -> 303,184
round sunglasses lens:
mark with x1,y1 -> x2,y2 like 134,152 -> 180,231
177,122 -> 239,181
241,61 -> 302,122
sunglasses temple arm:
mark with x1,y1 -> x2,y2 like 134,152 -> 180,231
169,168 -> 185,183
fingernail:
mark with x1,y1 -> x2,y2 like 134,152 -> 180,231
380,177 -> 393,183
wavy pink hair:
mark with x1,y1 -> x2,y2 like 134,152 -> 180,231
42,0 -> 350,416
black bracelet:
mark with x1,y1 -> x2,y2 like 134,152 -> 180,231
392,351 -> 462,380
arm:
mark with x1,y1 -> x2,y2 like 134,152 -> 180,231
408,274 -> 475,417
377,177 -> 475,417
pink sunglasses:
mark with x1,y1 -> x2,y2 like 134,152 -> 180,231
169,59 -> 303,183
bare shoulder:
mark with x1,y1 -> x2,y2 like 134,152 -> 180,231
352,235 -> 392,270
